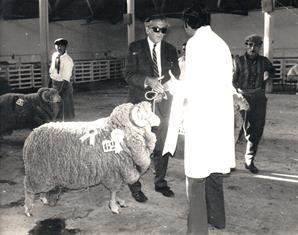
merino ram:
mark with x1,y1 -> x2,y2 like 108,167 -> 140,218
23,101 -> 160,216
0,87 -> 61,136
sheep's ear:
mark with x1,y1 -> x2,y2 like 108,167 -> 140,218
130,105 -> 147,127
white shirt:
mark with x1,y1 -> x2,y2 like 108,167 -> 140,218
49,51 -> 74,82
147,38 -> 162,77
184,26 -> 236,178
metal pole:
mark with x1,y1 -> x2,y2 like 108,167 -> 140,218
127,0 -> 135,45
264,11 -> 274,93
263,0 -> 274,93
263,13 -> 273,61
39,0 -> 50,87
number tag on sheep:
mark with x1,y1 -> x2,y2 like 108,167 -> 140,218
16,98 -> 24,106
80,127 -> 124,153
102,129 -> 124,153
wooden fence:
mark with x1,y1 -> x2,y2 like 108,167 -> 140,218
272,57 -> 297,93
0,58 -> 125,90
0,56 -> 297,92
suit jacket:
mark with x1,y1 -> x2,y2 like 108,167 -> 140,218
125,38 -> 180,152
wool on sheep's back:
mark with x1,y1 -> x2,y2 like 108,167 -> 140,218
23,121 -> 137,193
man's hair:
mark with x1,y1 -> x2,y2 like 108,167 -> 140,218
182,3 -> 210,29
244,34 -> 263,46
144,14 -> 168,27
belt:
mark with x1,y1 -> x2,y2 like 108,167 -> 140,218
238,88 -> 264,94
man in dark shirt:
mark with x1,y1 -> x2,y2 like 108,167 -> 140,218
233,34 -> 275,174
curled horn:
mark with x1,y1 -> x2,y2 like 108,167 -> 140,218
39,88 -> 60,103
130,104 -> 148,128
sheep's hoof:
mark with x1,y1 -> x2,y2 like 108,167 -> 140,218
40,191 -> 59,207
24,206 -> 33,217
24,209 -> 32,217
109,202 -> 120,214
117,199 -> 127,208
111,209 -> 120,214
25,212 -> 32,217
40,196 -> 49,205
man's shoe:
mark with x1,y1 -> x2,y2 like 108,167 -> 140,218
208,223 -> 225,230
230,167 -> 236,172
155,186 -> 175,197
208,216 -> 225,230
131,191 -> 148,203
245,162 -> 259,174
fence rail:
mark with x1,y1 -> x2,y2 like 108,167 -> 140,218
0,56 -> 297,92
271,57 -> 298,93
0,58 -> 125,90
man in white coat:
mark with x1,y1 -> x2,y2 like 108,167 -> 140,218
182,4 -> 235,234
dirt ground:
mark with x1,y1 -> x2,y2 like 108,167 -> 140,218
0,80 -> 298,235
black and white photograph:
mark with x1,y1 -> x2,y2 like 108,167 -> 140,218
0,0 -> 298,234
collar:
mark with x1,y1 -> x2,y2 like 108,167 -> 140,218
147,37 -> 161,49
58,51 -> 68,58
244,52 -> 259,61
193,25 -> 212,36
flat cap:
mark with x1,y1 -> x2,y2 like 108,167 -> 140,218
54,38 -> 68,46
245,34 -> 263,45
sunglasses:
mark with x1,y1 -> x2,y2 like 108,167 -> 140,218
151,26 -> 168,34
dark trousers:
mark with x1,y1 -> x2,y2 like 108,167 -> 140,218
242,92 -> 267,163
128,94 -> 172,193
52,80 -> 75,121
187,173 -> 225,235
128,150 -> 170,193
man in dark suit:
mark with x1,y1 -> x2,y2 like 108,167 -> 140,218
125,15 -> 180,202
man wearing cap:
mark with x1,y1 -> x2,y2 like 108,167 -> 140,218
49,38 -> 75,121
125,15 -> 180,203
233,34 -> 275,173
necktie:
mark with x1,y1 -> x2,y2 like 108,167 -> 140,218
152,44 -> 159,77
55,54 -> 61,74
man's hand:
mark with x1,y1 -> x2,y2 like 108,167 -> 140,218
154,93 -> 164,103
165,70 -> 183,95
145,76 -> 164,93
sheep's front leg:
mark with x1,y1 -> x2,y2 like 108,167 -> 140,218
109,191 -> 120,214
40,192 -> 49,204
40,187 -> 61,206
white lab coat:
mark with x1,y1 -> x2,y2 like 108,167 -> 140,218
162,56 -> 186,156
184,26 -> 235,178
